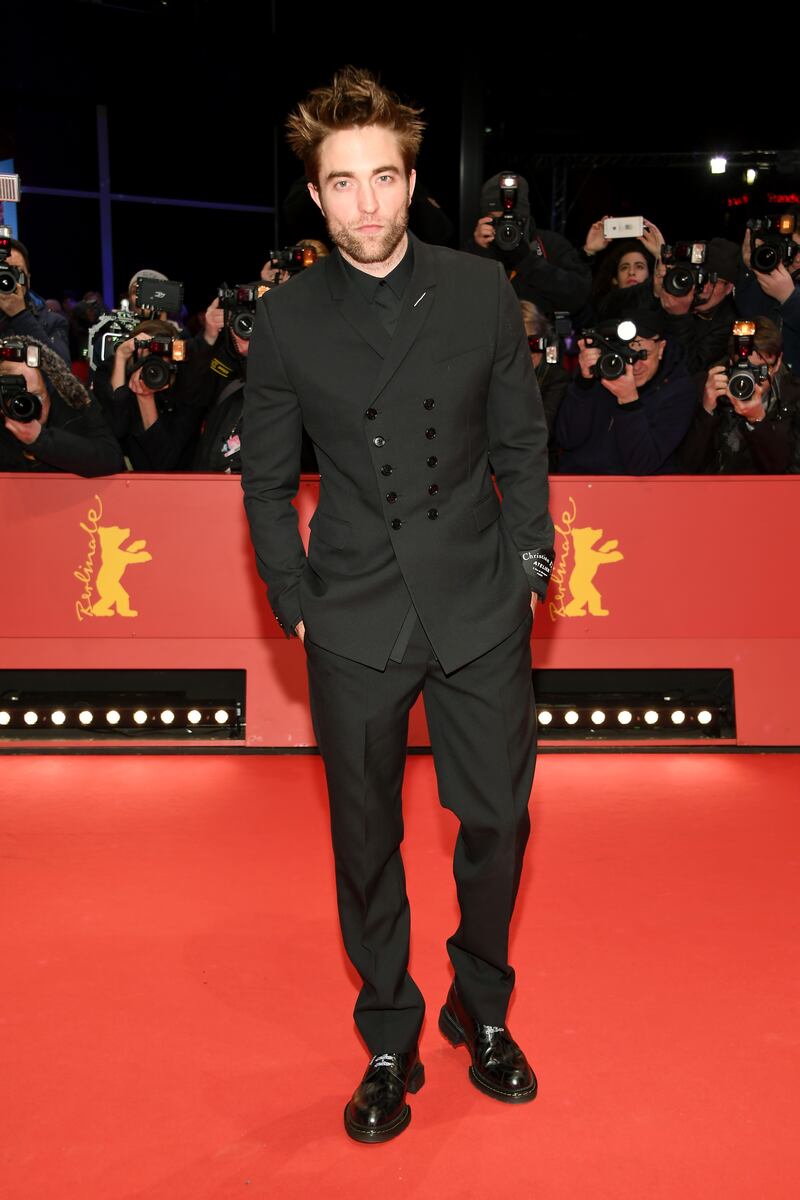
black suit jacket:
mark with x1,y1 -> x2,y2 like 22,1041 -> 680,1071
241,234 -> 554,674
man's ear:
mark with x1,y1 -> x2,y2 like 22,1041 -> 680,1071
407,168 -> 417,206
308,181 -> 323,215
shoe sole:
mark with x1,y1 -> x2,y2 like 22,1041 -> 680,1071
438,1005 -> 538,1105
343,1062 -> 425,1144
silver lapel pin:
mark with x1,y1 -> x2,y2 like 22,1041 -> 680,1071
413,291 -> 427,308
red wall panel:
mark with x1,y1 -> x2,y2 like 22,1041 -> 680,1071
1,473 -> 798,747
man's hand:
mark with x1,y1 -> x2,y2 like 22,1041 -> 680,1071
729,382 -> 768,424
576,337 -> 601,380
4,416 -> 42,444
602,362 -> 639,405
295,619 -> 306,644
203,296 -> 225,346
702,364 -> 728,414
473,212 -> 500,250
753,262 -> 796,304
530,593 -> 538,617
659,283 -> 695,316
741,229 -> 752,270
0,282 -> 26,319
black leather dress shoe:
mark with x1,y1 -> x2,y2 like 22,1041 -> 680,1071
439,983 -> 537,1103
344,1051 -> 425,1143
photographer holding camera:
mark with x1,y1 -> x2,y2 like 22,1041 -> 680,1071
0,336 -> 123,475
0,230 -> 71,365
650,237 -> 740,373
99,319 -> 202,470
678,317 -> 799,474
554,310 -> 696,474
469,173 -> 591,316
738,217 -> 800,374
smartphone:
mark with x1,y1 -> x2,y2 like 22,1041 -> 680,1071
603,217 -> 645,239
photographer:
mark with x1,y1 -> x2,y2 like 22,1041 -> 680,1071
469,173 -> 591,316
100,319 -> 203,470
580,218 -> 663,322
652,237 -> 740,374
0,336 -> 123,475
0,233 -> 71,365
555,310 -> 696,474
737,221 -> 800,374
678,318 -> 798,474
190,295 -> 252,472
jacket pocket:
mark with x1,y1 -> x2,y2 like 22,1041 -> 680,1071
473,491 -> 501,531
432,341 -> 491,363
309,510 -> 351,549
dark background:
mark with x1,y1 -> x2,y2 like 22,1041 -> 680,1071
4,1 -> 800,313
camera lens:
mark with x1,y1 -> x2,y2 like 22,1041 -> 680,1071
232,312 -> 254,339
728,370 -> 755,401
0,266 -> 17,294
495,220 -> 521,251
664,266 -> 694,297
599,351 -> 625,380
752,243 -> 778,273
140,357 -> 170,391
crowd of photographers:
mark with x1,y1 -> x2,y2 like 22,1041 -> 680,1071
2,170 -> 800,478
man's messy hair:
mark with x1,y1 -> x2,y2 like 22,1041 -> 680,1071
286,66 -> 425,188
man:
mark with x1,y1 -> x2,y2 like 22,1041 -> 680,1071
653,237 -> 740,374
555,309 -> 697,474
241,67 -> 554,1144
468,172 -> 591,317
0,233 -> 70,364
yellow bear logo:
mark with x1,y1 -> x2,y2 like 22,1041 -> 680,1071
92,526 -> 152,618
564,526 -> 624,618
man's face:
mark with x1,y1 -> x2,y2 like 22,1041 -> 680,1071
629,335 -> 666,388
695,277 -> 733,313
308,125 -> 416,267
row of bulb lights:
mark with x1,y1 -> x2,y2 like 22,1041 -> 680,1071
0,708 -> 233,728
537,707 -> 715,729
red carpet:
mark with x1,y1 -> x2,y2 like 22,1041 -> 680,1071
1,753 -> 798,1199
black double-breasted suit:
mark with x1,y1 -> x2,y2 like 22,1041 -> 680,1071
242,233 -> 554,1052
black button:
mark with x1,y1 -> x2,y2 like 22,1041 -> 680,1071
386,491 -> 398,503
380,464 -> 393,476
425,428 -> 436,439
373,436 -> 386,447
428,483 -> 439,496
427,508 -> 439,520
427,456 -> 438,468
423,398 -> 435,410
365,407 -> 378,420
390,518 -> 403,530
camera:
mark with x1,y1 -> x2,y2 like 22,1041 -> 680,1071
581,321 -> 647,380
134,276 -> 184,315
724,320 -> 769,402
491,174 -> 527,252
527,335 -> 560,364
661,242 -> 715,297
0,338 -> 42,423
746,215 -> 800,274
269,246 -> 318,274
127,335 -> 186,391
0,224 -> 27,296
87,301 -> 139,373
218,281 -> 271,340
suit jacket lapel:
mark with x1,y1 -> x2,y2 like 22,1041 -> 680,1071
369,234 -> 437,402
326,251 -> 390,360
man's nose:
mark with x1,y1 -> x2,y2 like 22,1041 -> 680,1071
359,184 -> 378,213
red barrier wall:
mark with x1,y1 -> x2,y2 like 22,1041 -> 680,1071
2,473 -> 798,747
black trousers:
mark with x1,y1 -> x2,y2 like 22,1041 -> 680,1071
305,609 -> 537,1054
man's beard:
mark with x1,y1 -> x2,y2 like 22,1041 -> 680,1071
324,204 -> 409,265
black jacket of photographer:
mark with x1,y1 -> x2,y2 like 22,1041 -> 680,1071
0,293 -> 71,365
555,337 -> 696,474
678,365 -> 800,474
0,383 -> 124,475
